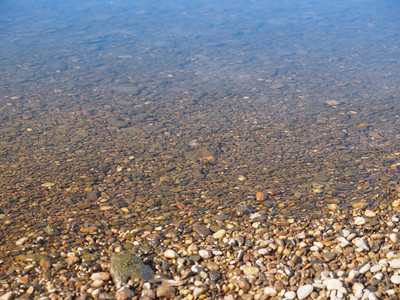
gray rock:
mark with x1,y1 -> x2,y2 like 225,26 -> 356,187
193,224 -> 211,239
110,253 -> 154,288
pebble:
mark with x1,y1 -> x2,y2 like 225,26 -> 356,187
354,217 -> 366,225
198,249 -> 212,259
193,224 -> 211,239
264,287 -> 277,297
285,291 -> 297,299
297,284 -> 314,299
15,236 -> 28,246
115,286 -> 135,300
156,286 -> 176,298
164,249 -> 179,259
212,229 -> 226,239
359,263 -> 371,274
389,259 -> 400,269
91,272 -> 111,281
243,266 -> 259,276
390,275 -> 400,285
193,287 -> 205,298
324,279 -> 343,290
110,253 -> 154,288
354,237 -> 369,251
0,292 -> 14,300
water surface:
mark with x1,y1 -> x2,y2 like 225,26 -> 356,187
0,0 -> 399,222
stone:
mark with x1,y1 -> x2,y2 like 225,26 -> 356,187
0,292 -> 14,300
390,275 -> 400,284
322,251 -> 336,262
110,253 -> 154,288
193,287 -> 205,298
255,192 -> 266,201
354,217 -> 366,225
243,266 -> 259,276
156,286 -> 176,298
325,100 -> 341,106
264,287 -> 277,297
39,256 -> 52,269
115,286 -> 134,300
193,224 -> 211,239
212,229 -> 226,239
141,289 -> 156,298
91,272 -> 111,281
359,263 -> 371,274
44,224 -> 60,236
285,291 -> 296,299
297,285 -> 314,299
389,259 -> 400,269
198,249 -> 212,259
324,279 -> 343,290
354,238 -> 369,251
164,249 -> 179,259
15,236 -> 28,246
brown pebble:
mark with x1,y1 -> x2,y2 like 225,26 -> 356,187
156,286 -> 176,298
39,256 -> 52,270
256,192 -> 266,201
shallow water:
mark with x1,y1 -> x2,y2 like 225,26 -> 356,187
0,0 -> 399,223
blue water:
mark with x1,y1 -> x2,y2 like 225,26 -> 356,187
0,0 -> 399,215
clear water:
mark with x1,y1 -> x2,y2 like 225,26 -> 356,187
0,0 -> 399,218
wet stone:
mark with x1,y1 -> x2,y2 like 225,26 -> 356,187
44,224 -> 60,236
193,224 -> 211,239
110,253 -> 154,288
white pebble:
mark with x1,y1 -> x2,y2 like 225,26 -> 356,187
342,229 -> 350,237
390,275 -> 400,284
337,237 -> 350,247
198,250 -> 212,259
284,291 -> 296,299
313,282 -> 326,289
354,217 -> 366,225
164,249 -> 179,259
359,263 -> 371,274
347,269 -> 360,280
364,209 -> 376,217
370,265 -> 382,273
264,287 -> 277,297
193,287 -> 205,298
389,259 -> 400,269
324,278 -> 343,290
297,284 -> 313,299
352,282 -> 364,297
354,237 -> 369,252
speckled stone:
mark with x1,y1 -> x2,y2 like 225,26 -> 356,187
110,253 -> 154,288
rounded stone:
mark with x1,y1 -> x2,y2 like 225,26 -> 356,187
390,275 -> 400,284
198,250 -> 212,259
324,279 -> 343,290
297,284 -> 314,299
212,229 -> 226,239
164,249 -> 179,259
